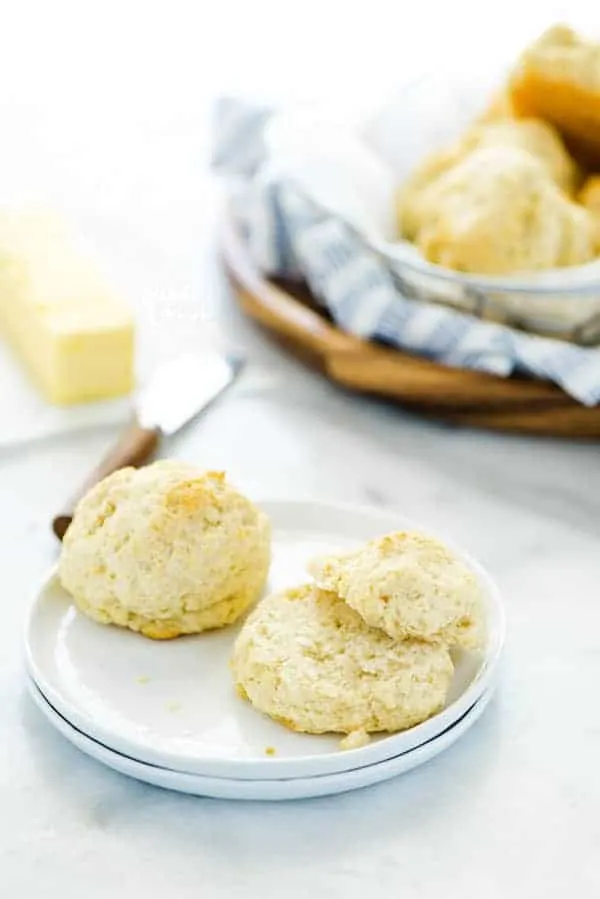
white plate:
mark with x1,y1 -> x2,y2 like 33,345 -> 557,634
27,676 -> 495,801
25,500 -> 505,780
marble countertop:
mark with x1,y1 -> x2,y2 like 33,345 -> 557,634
2,3 -> 600,895
4,232 -> 600,897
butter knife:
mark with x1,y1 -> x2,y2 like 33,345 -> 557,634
52,350 -> 244,540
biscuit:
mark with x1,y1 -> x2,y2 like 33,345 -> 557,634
310,531 -> 484,648
397,117 -> 579,240
509,25 -> 600,167
412,146 -> 594,274
59,461 -> 271,638
231,584 -> 454,735
579,175 -> 600,210
578,175 -> 600,249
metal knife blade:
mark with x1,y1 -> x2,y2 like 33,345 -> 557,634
136,350 -> 244,435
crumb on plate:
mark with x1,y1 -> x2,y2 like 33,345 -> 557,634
340,730 -> 371,751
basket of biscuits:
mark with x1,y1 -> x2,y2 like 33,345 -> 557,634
217,24 -> 600,435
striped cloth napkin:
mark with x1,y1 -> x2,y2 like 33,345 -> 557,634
213,97 -> 600,407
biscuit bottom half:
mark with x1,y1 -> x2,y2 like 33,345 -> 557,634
231,585 -> 454,735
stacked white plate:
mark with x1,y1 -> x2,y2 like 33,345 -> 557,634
25,500 -> 505,801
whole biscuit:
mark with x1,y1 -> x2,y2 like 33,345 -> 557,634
397,116 -> 579,240
412,146 -> 594,274
59,461 -> 271,638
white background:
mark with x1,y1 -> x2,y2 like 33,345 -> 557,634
1,2 -> 600,897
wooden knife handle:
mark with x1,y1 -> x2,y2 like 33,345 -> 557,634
52,421 -> 161,541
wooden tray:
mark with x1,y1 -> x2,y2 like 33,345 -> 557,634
221,215 -> 600,438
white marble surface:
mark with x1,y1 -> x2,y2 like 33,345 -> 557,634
2,2 -> 600,896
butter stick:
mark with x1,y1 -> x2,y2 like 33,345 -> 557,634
0,210 -> 134,405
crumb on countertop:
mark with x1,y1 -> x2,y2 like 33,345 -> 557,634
340,729 -> 371,751
264,746 -> 277,756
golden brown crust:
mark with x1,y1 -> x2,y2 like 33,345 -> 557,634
579,175 -> 600,210
509,25 -> 600,167
578,175 -> 600,250
163,471 -> 226,514
73,589 -> 255,639
511,71 -> 600,166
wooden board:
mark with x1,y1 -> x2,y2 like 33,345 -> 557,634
221,214 -> 600,438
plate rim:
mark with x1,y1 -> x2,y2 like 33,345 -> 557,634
26,674 -> 495,801
24,497 -> 505,780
